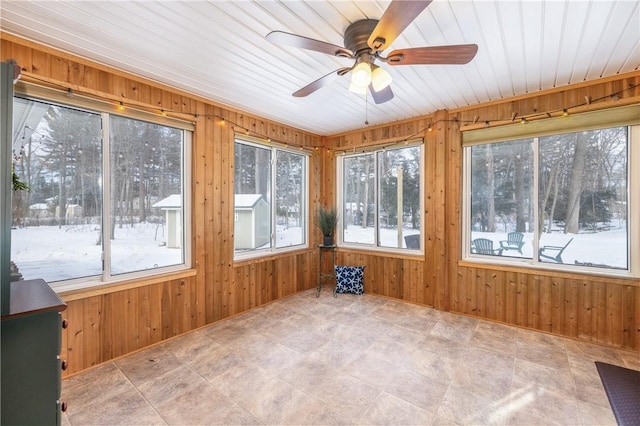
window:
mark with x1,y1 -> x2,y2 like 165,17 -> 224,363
338,143 -> 423,251
464,121 -> 638,276
234,137 -> 308,258
10,95 -> 191,289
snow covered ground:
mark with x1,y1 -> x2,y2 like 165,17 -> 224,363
11,222 -> 182,282
471,228 -> 628,269
11,222 -> 627,284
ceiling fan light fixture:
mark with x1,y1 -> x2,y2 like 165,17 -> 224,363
348,81 -> 367,94
351,62 -> 372,88
371,66 -> 392,92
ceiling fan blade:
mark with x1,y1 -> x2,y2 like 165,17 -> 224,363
369,84 -> 394,104
293,67 -> 352,97
386,44 -> 478,65
367,0 -> 432,54
266,31 -> 353,57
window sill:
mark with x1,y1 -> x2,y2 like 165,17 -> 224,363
58,268 -> 198,301
458,258 -> 639,285
233,246 -> 314,267
338,244 -> 424,261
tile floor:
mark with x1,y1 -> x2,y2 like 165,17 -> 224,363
61,287 -> 639,425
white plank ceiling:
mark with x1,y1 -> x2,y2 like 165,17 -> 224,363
1,0 -> 638,135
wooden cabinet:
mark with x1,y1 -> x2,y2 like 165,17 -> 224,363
1,279 -> 67,425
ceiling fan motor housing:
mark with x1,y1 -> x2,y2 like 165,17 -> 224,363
344,19 -> 379,58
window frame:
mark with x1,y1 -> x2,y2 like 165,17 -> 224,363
462,122 -> 639,278
336,140 -> 424,254
12,84 -> 193,292
233,135 -> 310,261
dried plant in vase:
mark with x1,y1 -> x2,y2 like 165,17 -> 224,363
315,206 -> 338,246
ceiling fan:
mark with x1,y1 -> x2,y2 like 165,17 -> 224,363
266,0 -> 478,104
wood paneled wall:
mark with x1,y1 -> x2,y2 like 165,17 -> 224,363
446,75 -> 640,352
326,74 -> 640,352
2,34 -> 639,380
2,35 -> 321,376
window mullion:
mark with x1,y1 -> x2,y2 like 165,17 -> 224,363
462,147 -> 471,256
101,112 -> 111,281
629,125 -> 639,274
532,137 -> 540,265
374,152 -> 380,247
336,156 -> 344,246
271,149 -> 277,251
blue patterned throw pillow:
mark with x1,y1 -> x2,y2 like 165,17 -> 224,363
334,265 -> 365,295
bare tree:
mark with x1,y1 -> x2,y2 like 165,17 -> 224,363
538,138 -> 569,235
565,132 -> 588,233
485,144 -> 496,232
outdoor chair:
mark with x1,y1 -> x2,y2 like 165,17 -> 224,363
404,234 -> 420,249
499,232 -> 525,254
539,237 -> 574,263
471,238 -> 502,255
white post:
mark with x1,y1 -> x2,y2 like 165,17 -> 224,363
397,166 -> 403,248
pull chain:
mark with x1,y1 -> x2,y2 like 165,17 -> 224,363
364,90 -> 369,126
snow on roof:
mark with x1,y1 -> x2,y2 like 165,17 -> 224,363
235,194 -> 264,208
29,203 -> 49,210
152,194 -> 182,209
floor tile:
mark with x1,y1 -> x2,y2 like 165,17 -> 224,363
154,379 -> 260,425
512,358 -> 576,398
67,385 -> 165,425
115,345 -> 183,387
384,369 -> 449,413
62,289 -> 627,426
356,391 -> 434,425
212,365 -> 314,424
577,399 -> 617,426
62,362 -> 129,408
282,399 -> 353,425
503,386 -> 581,426
436,383 -> 508,425
310,372 -> 381,421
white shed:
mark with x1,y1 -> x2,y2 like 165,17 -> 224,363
152,194 -> 182,248
29,203 -> 51,218
234,194 -> 270,250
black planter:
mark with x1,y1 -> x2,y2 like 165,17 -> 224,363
323,235 -> 334,246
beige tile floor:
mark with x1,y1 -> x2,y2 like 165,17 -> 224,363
61,287 -> 639,425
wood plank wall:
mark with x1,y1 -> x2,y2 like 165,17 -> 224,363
326,74 -> 640,352
2,35 -> 639,380
447,75 -> 640,351
1,35 -> 321,376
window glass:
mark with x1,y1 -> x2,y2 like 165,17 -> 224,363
109,116 -> 185,275
275,150 -> 306,248
377,146 -> 421,249
538,128 -> 628,269
234,142 -> 272,252
470,139 -> 534,258
342,153 -> 375,245
234,138 -> 308,257
466,126 -> 630,272
11,98 -> 103,282
339,143 -> 423,250
10,96 -> 189,286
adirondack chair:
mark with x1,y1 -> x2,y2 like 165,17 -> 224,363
404,234 -> 420,249
539,237 -> 574,263
499,232 -> 525,254
471,238 -> 502,255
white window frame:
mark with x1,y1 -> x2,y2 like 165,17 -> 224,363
12,86 -> 192,292
233,136 -> 310,261
462,124 -> 639,278
336,141 -> 424,254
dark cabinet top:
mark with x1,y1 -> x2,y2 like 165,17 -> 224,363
2,279 -> 66,320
